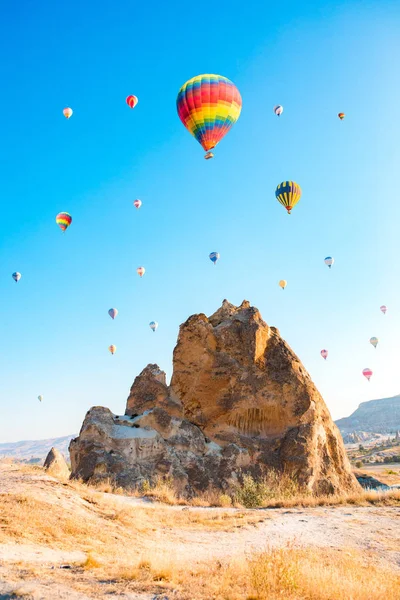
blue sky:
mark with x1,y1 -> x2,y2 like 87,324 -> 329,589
1,0 -> 400,442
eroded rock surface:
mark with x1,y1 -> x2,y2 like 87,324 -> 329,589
44,447 -> 70,480
70,300 -> 359,496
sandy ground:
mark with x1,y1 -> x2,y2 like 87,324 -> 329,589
0,463 -> 399,599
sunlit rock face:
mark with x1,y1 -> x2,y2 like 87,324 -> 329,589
70,300 -> 359,497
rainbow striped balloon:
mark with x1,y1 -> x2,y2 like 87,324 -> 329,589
56,212 -> 72,232
177,74 -> 242,157
275,181 -> 302,214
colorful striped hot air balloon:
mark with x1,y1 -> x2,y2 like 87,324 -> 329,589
209,252 -> 220,265
279,280 -> 287,290
137,266 -> 145,277
12,272 -> 21,282
362,368 -> 372,381
338,113 -> 345,120
321,349 -> 328,360
108,308 -> 118,320
63,107 -> 73,119
126,95 -> 138,108
370,337 -> 378,348
149,321 -> 158,332
108,345 -> 117,355
56,212 -> 72,232
380,305 -> 387,315
275,181 -> 302,214
133,199 -> 142,209
324,256 -> 334,269
177,74 -> 242,158
274,105 -> 283,116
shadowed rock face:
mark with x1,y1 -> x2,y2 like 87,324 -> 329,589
70,300 -> 359,496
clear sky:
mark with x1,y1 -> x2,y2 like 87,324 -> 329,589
1,0 -> 399,443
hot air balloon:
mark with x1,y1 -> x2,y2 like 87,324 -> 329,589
274,105 -> 283,116
177,74 -> 242,158
338,113 -> 345,120
63,107 -> 73,119
126,95 -> 138,109
38,395 -> 43,402
205,152 -> 214,160
56,212 -> 72,232
209,252 -> 220,265
370,337 -> 379,348
275,181 -> 302,214
149,321 -> 158,332
137,267 -> 145,277
380,305 -> 387,315
279,280 -> 287,290
108,345 -> 117,355
133,199 -> 142,209
12,272 -> 21,282
362,368 -> 372,381
324,257 -> 334,269
108,308 -> 118,320
321,349 -> 328,360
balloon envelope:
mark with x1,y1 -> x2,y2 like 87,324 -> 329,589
149,321 -> 158,332
133,199 -> 142,209
137,267 -> 145,277
108,345 -> 117,355
324,256 -> 334,268
279,280 -> 287,289
177,74 -> 242,157
321,349 -> 328,360
338,112 -> 345,120
209,252 -> 220,264
370,337 -> 378,348
274,105 -> 283,116
380,305 -> 387,314
12,272 -> 21,282
275,181 -> 302,214
56,212 -> 72,232
126,95 -> 138,108
63,107 -> 73,118
362,368 -> 373,381
108,308 -> 118,320
38,395 -> 43,402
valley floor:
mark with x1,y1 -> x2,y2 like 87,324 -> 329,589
0,463 -> 400,599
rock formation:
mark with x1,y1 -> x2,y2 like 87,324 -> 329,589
44,447 -> 70,480
70,300 -> 360,496
336,395 -> 400,434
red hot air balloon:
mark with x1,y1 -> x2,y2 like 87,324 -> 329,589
380,305 -> 387,315
133,199 -> 142,209
362,368 -> 373,382
320,349 -> 328,360
126,95 -> 138,109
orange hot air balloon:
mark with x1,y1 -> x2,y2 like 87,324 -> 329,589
136,266 -> 145,277
126,95 -> 138,109
63,107 -> 73,119
338,112 -> 345,120
108,345 -> 117,355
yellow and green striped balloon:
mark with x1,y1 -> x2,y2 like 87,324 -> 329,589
275,181 -> 302,214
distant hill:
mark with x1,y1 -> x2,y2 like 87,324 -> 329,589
0,434 -> 76,462
335,395 -> 400,434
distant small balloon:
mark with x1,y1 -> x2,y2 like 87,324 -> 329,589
56,212 -> 72,232
126,95 -> 138,109
108,308 -> 118,320
279,280 -> 287,290
38,395 -> 43,402
149,321 -> 158,332
204,151 -> 214,160
362,368 -> 373,381
209,252 -> 220,265
338,113 -> 345,120
370,337 -> 378,348
137,266 -> 145,277
321,349 -> 328,360
274,105 -> 283,116
380,305 -> 387,315
63,107 -> 73,119
133,199 -> 142,209
108,345 -> 117,355
324,256 -> 334,269
12,272 -> 21,282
